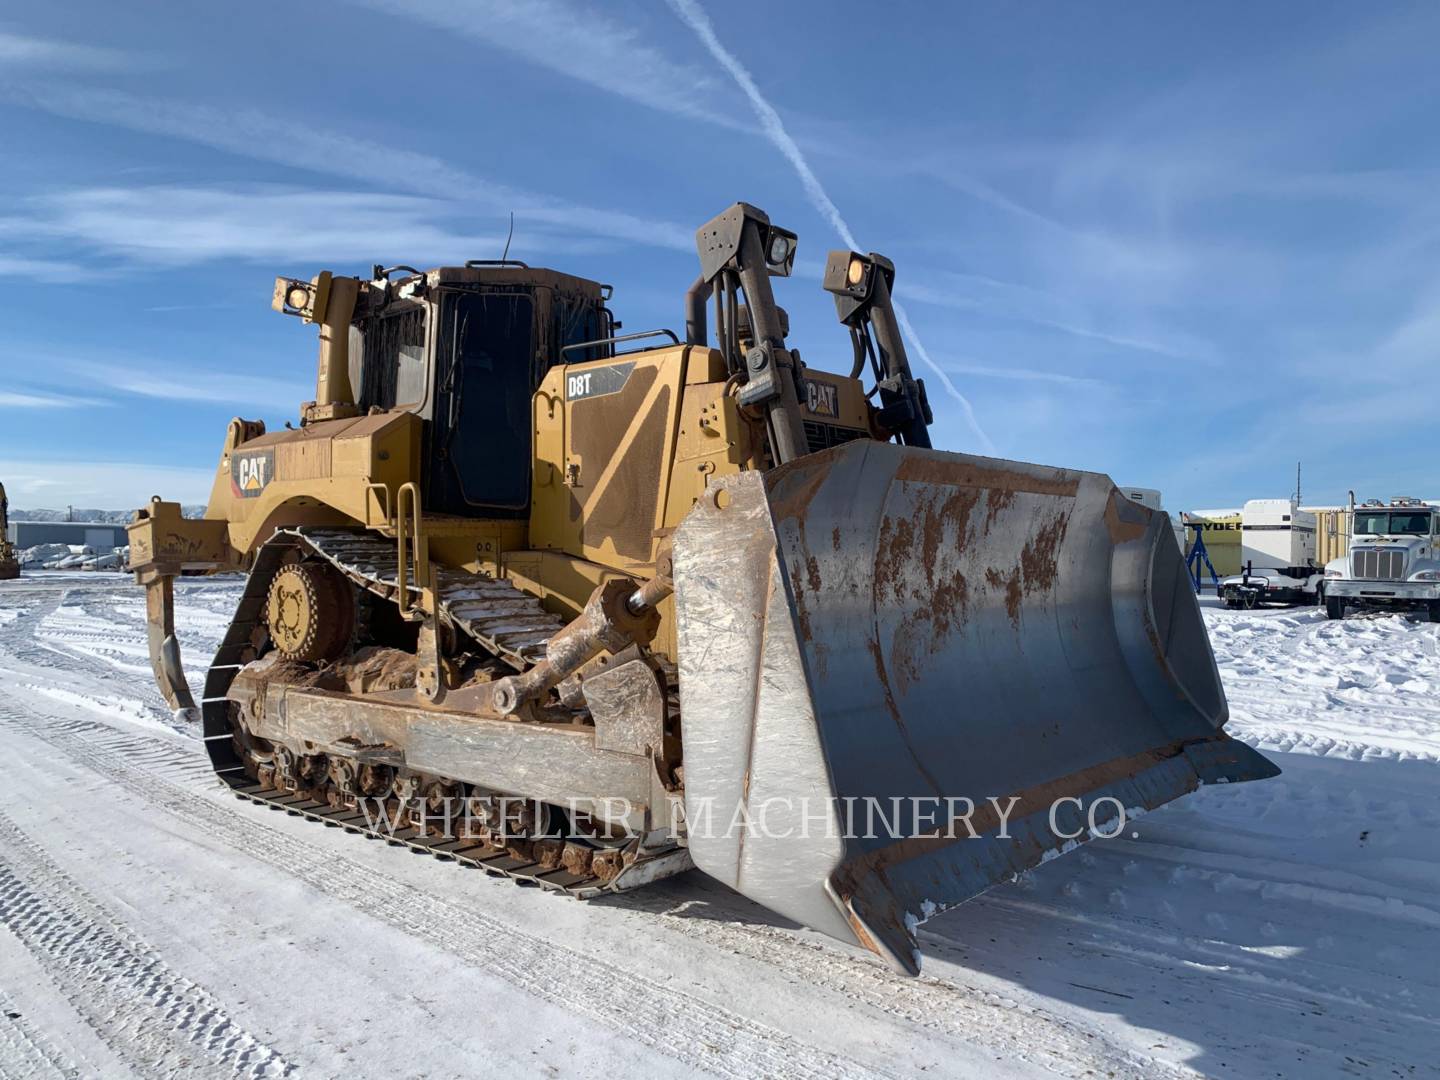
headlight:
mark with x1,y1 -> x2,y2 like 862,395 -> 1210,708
1413,571 -> 1440,581
1325,569 -> 1343,577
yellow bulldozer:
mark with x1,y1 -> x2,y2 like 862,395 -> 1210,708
0,482 -> 19,579
129,202 -> 1276,974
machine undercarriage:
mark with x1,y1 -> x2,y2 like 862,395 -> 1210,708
210,528 -> 692,895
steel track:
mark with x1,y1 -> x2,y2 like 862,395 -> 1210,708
202,529 -> 692,899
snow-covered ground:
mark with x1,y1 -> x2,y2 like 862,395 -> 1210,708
0,575 -> 1435,1078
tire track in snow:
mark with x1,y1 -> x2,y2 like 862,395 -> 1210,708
4,579 -> 1191,1078
0,704 -> 895,1080
613,884 -> 1197,1080
0,810 -> 296,1079
0,708 -> 1189,1080
1209,607 -> 1440,763
0,578 -> 1187,1079
0,986 -> 83,1080
0,584 -> 208,743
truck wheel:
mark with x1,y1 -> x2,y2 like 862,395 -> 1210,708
1325,597 -> 1345,620
1428,602 -> 1440,624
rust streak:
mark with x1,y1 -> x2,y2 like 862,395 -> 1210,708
1104,489 -> 1149,544
805,555 -> 823,594
765,456 -> 832,527
986,567 -> 1023,626
788,557 -> 815,644
895,456 -> 1079,498
890,571 -> 969,695
1020,513 -> 1070,595
983,487 -> 1015,533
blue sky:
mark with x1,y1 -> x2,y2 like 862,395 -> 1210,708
2,2 -> 1438,512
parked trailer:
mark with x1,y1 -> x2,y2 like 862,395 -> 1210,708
1218,499 -> 1322,608
1312,507 -> 1352,567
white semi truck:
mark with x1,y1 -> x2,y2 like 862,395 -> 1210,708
1322,497 -> 1440,621
1217,498 -> 1322,608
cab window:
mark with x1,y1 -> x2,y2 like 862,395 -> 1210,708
349,304 -> 427,411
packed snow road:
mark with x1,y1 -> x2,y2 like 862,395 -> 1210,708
0,575 -> 1435,1079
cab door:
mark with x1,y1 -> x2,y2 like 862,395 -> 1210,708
425,291 -> 537,518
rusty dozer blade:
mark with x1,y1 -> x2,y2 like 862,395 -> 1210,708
672,441 -> 1278,975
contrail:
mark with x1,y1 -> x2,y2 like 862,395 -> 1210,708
665,0 -> 996,454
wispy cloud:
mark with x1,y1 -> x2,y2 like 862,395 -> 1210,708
2,185 -> 513,267
0,458 -> 216,508
897,276 -> 1211,362
60,359 -> 309,413
664,0 -> 995,454
0,389 -> 104,408
942,363 -> 1105,388
0,30 -> 132,71
343,0 -> 743,131
0,255 -> 91,282
0,82 -> 694,253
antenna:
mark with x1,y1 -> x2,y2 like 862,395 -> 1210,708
501,211 -> 515,264
1294,461 -> 1301,505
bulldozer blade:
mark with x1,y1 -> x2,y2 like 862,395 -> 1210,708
672,441 -> 1278,975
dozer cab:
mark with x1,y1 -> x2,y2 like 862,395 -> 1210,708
129,202 -> 1276,974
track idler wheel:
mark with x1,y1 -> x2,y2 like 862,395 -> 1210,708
266,560 -> 355,662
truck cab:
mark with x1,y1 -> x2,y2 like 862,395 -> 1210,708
1322,498 -> 1440,621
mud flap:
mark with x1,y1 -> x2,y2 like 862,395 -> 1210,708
672,441 -> 1278,975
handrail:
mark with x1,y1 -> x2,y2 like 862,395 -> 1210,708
395,482 -> 428,618
560,328 -> 679,358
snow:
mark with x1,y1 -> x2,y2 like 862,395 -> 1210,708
17,544 -> 130,570
0,577 -> 1436,1078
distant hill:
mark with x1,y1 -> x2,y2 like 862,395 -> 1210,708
12,506 -> 208,523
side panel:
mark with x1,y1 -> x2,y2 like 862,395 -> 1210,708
203,412 -> 421,553
565,349 -> 684,568
530,345 -> 758,572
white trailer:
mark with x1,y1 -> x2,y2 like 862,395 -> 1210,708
1119,486 -> 1162,511
1218,498 -> 1322,608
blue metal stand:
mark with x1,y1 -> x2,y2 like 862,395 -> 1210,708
1185,527 -> 1220,595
